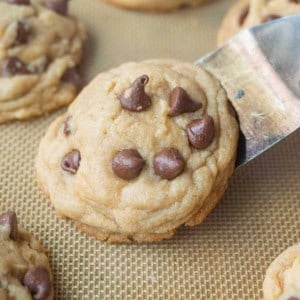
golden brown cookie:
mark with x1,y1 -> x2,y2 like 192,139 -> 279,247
36,59 -> 239,243
103,0 -> 207,11
263,244 -> 300,300
218,0 -> 300,46
0,210 -> 53,299
0,0 -> 85,123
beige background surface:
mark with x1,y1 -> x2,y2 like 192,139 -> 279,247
0,0 -> 299,299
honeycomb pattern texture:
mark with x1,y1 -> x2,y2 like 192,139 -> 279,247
0,0 -> 299,298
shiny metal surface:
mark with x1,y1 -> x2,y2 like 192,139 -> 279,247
196,15 -> 300,167
253,15 -> 300,99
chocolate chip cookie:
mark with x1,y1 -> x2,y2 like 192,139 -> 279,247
0,0 -> 85,123
36,59 -> 239,243
0,210 -> 53,299
103,0 -> 207,11
263,244 -> 300,300
217,0 -> 300,46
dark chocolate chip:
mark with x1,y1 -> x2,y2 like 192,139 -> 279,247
0,211 -> 18,240
44,0 -> 68,15
63,116 -> 72,136
187,115 -> 215,149
7,0 -> 30,5
61,150 -> 81,174
287,297 -> 300,300
262,14 -> 281,23
119,75 -> 151,112
2,57 -> 29,77
15,21 -> 31,45
153,148 -> 185,180
62,68 -> 82,91
112,149 -> 145,180
238,5 -> 249,26
168,87 -> 202,117
23,266 -> 51,300
289,0 -> 300,3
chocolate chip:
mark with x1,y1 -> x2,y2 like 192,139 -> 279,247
0,211 -> 18,240
7,0 -> 30,5
44,0 -> 68,15
61,150 -> 81,174
62,68 -> 82,91
187,115 -> 215,149
168,87 -> 202,117
153,148 -> 185,180
289,0 -> 299,3
119,75 -> 151,112
287,297 -> 300,300
112,149 -> 145,180
262,14 -> 281,23
238,5 -> 249,26
15,21 -> 31,45
2,57 -> 29,77
23,266 -> 51,300
63,116 -> 72,136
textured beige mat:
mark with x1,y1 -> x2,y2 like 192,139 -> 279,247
0,0 -> 299,299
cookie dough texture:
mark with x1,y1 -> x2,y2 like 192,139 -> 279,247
36,59 -> 239,243
217,0 -> 300,45
0,0 -> 85,123
103,0 -> 207,11
0,211 -> 53,300
263,244 -> 300,300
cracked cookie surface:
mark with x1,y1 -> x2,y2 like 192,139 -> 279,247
36,59 -> 239,243
0,211 -> 53,300
263,244 -> 300,300
217,0 -> 300,45
0,0 -> 85,123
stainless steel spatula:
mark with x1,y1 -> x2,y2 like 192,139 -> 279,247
195,14 -> 300,167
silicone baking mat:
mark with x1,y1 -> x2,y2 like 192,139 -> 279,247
0,0 -> 299,299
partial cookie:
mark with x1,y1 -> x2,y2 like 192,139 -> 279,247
0,0 -> 85,123
217,0 -> 300,45
36,59 -> 239,243
103,0 -> 207,12
0,210 -> 53,300
263,244 -> 300,300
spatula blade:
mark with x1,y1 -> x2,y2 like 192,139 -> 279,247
196,15 -> 300,167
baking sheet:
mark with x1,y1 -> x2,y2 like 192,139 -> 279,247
0,0 -> 299,299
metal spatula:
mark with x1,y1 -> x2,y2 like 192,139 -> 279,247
195,14 -> 300,167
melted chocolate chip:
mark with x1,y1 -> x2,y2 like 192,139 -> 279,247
262,14 -> 281,23
168,87 -> 202,117
289,0 -> 300,3
238,5 -> 249,26
153,148 -> 185,180
119,75 -> 151,112
0,211 -> 18,240
63,116 -> 72,136
62,68 -> 82,91
112,149 -> 145,180
44,0 -> 68,15
2,57 -> 29,77
23,266 -> 51,300
7,0 -> 30,5
15,21 -> 31,45
61,150 -> 81,174
187,115 -> 215,149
